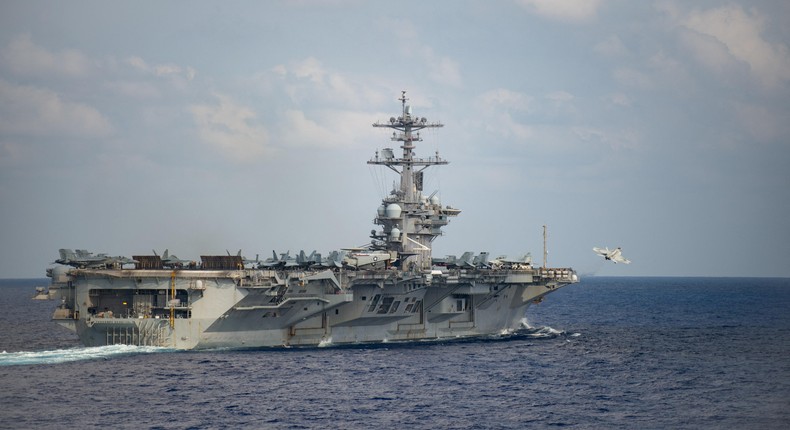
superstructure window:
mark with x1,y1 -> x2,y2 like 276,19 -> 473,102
368,294 -> 381,312
377,297 -> 394,314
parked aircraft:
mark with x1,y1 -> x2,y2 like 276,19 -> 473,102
261,251 -> 298,268
55,249 -> 137,268
343,250 -> 392,269
473,252 -> 491,268
228,249 -> 259,268
433,251 -> 494,269
154,249 -> 192,268
313,250 -> 346,268
491,253 -> 532,268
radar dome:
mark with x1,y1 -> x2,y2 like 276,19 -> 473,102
385,203 -> 402,218
377,205 -> 386,217
390,227 -> 401,241
430,195 -> 440,206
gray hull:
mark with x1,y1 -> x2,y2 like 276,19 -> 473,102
50,267 -> 575,349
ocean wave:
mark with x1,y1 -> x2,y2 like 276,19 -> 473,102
0,344 -> 174,366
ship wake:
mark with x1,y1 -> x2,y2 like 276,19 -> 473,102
0,344 -> 174,366
512,318 -> 581,340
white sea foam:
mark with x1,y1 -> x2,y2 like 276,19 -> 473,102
318,337 -> 333,347
499,327 -> 516,336
0,344 -> 173,366
526,326 -> 565,338
540,326 -> 564,335
519,317 -> 579,339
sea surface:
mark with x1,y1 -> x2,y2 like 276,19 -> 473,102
0,277 -> 788,429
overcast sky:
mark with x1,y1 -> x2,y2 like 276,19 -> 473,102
1,0 -> 788,278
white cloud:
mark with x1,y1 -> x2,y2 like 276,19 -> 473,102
270,57 -> 387,108
291,57 -> 326,83
247,59 -> 393,151
679,4 -> 790,87
547,91 -> 573,102
280,109 -> 329,147
271,64 -> 287,77
497,114 -> 534,140
516,0 -> 603,22
732,102 -> 787,144
545,91 -> 577,115
0,140 -> 36,169
480,88 -> 533,112
126,56 -> 149,72
606,93 -> 632,107
572,126 -> 638,150
275,57 -> 351,103
595,34 -> 627,57
419,46 -> 462,87
279,109 -> 381,150
155,64 -> 182,77
386,20 -> 462,87
2,35 -> 196,105
0,79 -> 113,137
547,91 -> 573,104
647,50 -> 692,88
123,55 -> 196,85
478,89 -> 534,140
103,81 -> 161,99
189,94 -> 270,162
0,33 -> 92,78
678,29 -> 736,79
612,50 -> 691,94
613,67 -> 654,89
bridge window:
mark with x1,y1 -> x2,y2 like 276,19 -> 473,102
377,297 -> 394,314
368,294 -> 381,312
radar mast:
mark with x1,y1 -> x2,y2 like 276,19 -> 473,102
369,91 -> 460,271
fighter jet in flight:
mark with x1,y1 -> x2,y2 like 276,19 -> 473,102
593,247 -> 631,264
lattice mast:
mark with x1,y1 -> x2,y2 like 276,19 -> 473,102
369,91 -> 460,271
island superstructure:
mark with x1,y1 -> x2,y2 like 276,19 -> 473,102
46,92 -> 579,349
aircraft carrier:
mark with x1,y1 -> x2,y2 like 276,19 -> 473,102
45,92 -> 579,349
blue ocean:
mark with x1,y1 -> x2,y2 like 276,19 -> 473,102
1,277 -> 788,429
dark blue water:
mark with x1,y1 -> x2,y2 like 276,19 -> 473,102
1,277 -> 788,429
